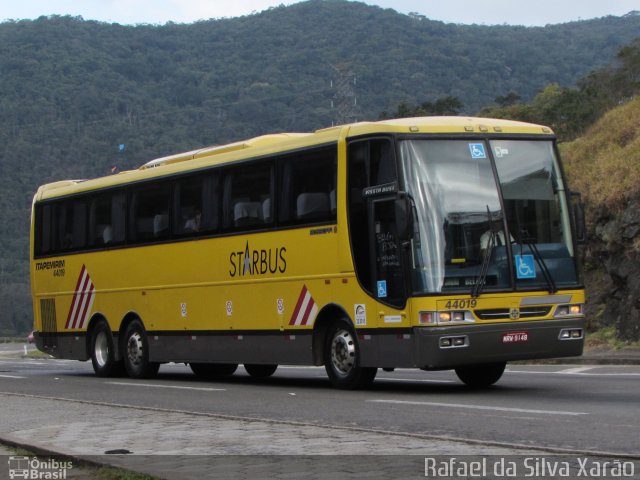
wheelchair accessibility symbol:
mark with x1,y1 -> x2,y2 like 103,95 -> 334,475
515,254 -> 536,279
377,280 -> 388,298
469,143 -> 487,159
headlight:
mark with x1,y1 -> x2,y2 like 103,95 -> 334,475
419,310 -> 474,325
554,304 -> 584,317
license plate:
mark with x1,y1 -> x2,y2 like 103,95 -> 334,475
502,331 -> 529,343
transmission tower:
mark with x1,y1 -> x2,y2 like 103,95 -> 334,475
330,64 -> 359,125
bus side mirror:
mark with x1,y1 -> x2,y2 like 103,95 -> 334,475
571,192 -> 586,245
395,192 -> 413,242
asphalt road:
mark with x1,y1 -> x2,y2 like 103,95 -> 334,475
0,350 -> 639,460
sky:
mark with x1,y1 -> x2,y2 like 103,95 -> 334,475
0,0 -> 638,26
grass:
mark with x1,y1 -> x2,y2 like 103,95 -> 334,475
561,96 -> 640,210
24,349 -> 54,359
585,326 -> 640,350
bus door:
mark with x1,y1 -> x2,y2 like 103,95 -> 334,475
370,195 -> 407,309
347,137 -> 407,313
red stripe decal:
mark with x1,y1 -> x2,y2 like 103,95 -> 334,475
300,296 -> 316,326
65,265 -> 86,329
289,285 -> 308,326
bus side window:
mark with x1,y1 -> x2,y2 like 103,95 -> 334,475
89,191 -> 125,247
175,176 -> 206,235
35,204 -> 53,256
201,175 -> 220,233
52,200 -> 87,252
130,184 -> 171,242
278,147 -> 337,225
223,162 -> 273,230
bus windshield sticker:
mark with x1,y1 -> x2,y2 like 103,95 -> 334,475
362,182 -> 398,198
354,304 -> 367,325
494,146 -> 509,158
377,280 -> 388,298
515,254 -> 536,279
469,143 -> 486,159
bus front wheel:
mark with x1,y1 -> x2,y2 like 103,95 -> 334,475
123,320 -> 159,379
324,320 -> 376,389
90,321 -> 124,377
455,362 -> 506,388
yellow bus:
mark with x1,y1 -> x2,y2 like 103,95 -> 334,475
30,117 -> 586,389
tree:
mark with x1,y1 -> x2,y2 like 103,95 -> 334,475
494,91 -> 521,107
380,96 -> 464,119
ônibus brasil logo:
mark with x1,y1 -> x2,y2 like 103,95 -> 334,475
8,456 -> 73,479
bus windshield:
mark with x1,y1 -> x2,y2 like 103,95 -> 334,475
399,138 -> 579,295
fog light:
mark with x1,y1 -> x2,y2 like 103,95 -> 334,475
440,335 -> 468,348
559,328 -> 583,340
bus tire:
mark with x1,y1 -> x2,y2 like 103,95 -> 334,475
455,361 -> 506,388
244,364 -> 278,378
324,320 -> 376,389
190,363 -> 238,378
90,321 -> 124,377
123,319 -> 159,379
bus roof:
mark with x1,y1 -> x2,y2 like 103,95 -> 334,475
35,116 -> 554,201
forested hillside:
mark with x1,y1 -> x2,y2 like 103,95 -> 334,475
1,0 -> 640,334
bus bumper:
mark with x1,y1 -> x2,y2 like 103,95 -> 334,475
412,318 -> 585,369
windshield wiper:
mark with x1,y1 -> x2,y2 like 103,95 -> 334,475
472,206 -> 494,298
516,232 -> 557,294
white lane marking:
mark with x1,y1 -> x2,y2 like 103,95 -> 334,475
106,382 -> 225,392
368,399 -> 587,416
507,369 -> 640,377
556,366 -> 596,374
0,374 -> 26,379
376,377 -> 457,384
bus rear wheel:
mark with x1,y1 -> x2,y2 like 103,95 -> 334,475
244,364 -> 278,378
123,320 -> 159,379
324,320 -> 376,389
455,362 -> 506,388
190,363 -> 238,378
90,322 -> 124,377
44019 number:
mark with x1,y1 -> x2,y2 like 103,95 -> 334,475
444,299 -> 477,309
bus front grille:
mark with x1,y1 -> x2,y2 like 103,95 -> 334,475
474,306 -> 552,320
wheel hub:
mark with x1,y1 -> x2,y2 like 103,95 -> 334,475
330,329 -> 355,375
94,331 -> 109,368
126,332 -> 144,366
